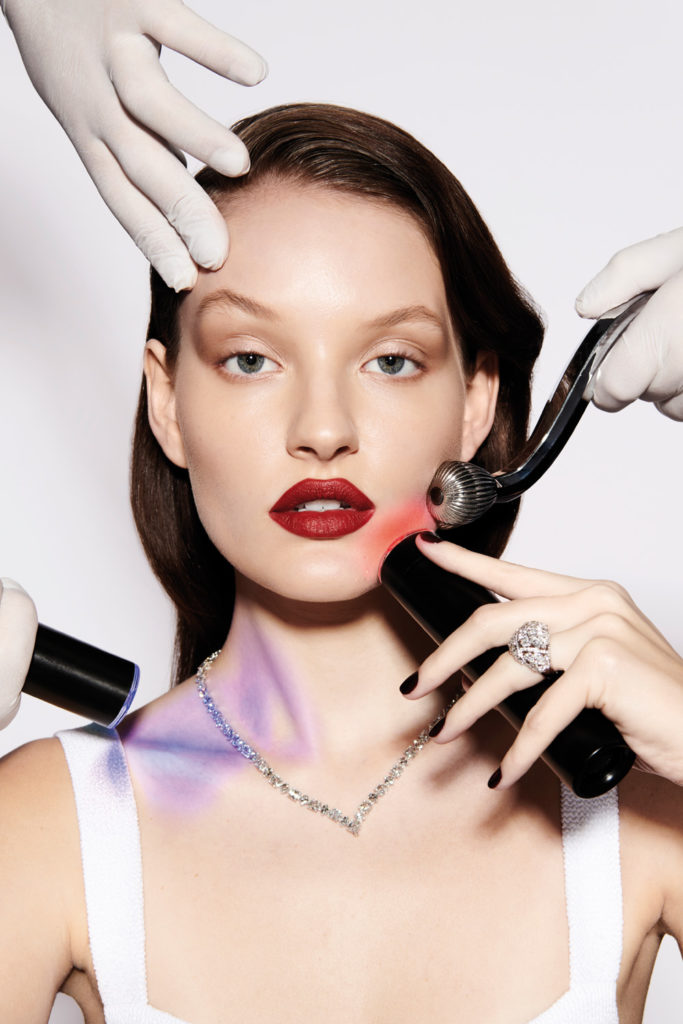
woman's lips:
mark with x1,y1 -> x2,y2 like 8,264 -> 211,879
269,478 -> 375,539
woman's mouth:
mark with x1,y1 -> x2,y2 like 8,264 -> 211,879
269,478 -> 375,539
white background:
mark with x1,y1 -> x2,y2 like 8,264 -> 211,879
0,0 -> 680,1019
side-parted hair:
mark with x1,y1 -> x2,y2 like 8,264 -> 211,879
131,103 -> 545,685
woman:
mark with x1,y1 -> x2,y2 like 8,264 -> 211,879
0,103 -> 681,1023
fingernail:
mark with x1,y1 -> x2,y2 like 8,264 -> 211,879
429,717 -> 445,738
399,671 -> 419,695
418,531 -> 442,543
487,766 -> 502,789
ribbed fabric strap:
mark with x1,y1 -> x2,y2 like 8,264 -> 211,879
560,786 -> 621,1020
57,725 -> 149,1012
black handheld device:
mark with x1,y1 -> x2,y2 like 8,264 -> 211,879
380,534 -> 635,798
22,624 -> 139,727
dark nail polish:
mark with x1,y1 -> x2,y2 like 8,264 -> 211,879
418,531 -> 442,543
487,766 -> 502,789
399,671 -> 419,695
429,717 -> 445,738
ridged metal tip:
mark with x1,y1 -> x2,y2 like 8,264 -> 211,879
427,461 -> 499,527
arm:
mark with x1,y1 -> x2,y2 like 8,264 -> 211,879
0,738 -> 79,1016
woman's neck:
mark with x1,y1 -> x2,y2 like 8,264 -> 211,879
208,575 -> 454,764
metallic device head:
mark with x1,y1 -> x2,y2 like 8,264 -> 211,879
427,461 -> 499,527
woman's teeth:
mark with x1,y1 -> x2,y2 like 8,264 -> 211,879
294,500 -> 350,512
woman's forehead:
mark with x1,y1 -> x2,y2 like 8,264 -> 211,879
183,181 -> 449,327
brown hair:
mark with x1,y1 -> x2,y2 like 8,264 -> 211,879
131,103 -> 545,684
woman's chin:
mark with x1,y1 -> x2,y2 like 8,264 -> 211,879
234,552 -> 383,609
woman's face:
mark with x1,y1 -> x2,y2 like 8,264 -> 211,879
145,181 -> 497,604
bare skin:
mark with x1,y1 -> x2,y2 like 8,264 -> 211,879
0,183 -> 680,1022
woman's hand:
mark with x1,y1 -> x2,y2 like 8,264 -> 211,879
3,0 -> 267,291
576,228 -> 683,420
0,580 -> 38,729
404,535 -> 683,789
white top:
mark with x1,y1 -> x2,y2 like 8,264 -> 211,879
57,724 -> 623,1023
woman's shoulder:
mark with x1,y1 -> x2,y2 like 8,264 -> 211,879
0,733 -> 75,815
0,734 -> 82,878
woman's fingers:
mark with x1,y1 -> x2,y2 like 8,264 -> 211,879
429,617 -> 683,788
408,537 -> 683,787
434,649 -> 538,742
433,616 -> 637,742
492,642 -> 683,789
406,594 -> 668,702
415,533 -> 591,600
417,535 -> 644,619
487,656 -> 604,788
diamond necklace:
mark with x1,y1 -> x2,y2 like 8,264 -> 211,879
195,650 -> 459,837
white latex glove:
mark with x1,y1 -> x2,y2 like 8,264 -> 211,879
0,579 -> 38,730
576,228 -> 683,420
3,0 -> 267,291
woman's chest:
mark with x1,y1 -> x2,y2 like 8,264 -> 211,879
134,793 -> 573,1024
65,766 -> 659,1024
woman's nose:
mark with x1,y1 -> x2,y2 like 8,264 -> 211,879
286,376 -> 359,462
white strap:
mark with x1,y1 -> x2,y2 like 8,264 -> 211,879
57,725 -> 148,1011
561,786 -> 623,989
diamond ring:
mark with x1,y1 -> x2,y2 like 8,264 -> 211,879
507,620 -> 554,676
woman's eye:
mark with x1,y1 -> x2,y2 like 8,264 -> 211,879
365,354 -> 421,377
224,352 -> 278,376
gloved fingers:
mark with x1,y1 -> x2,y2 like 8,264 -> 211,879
104,123 -> 231,269
80,139 -> 200,290
576,227 -> 683,318
592,273 -> 683,414
0,579 -> 38,730
142,0 -> 267,86
654,390 -> 683,421
111,40 -> 251,175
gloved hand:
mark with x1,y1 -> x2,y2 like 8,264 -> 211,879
0,579 -> 38,729
3,0 -> 267,291
576,228 -> 683,420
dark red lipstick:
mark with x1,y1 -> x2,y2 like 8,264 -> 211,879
269,478 -> 375,539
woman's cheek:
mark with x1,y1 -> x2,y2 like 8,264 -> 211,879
353,496 -> 435,584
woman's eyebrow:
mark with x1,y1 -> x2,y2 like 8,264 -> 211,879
195,292 -> 446,331
196,288 -> 277,321
366,305 -> 446,330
